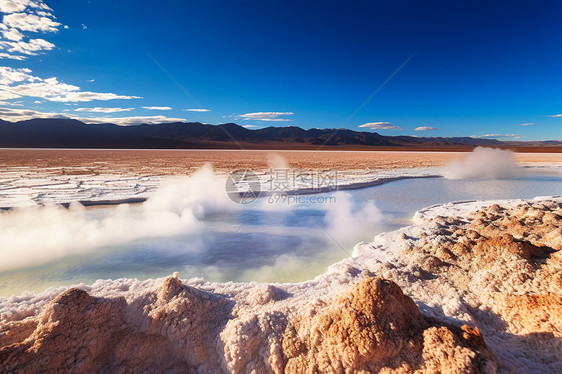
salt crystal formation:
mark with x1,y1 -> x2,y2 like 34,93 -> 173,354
1,197 -> 561,373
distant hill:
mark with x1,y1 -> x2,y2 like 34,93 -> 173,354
0,118 -> 560,151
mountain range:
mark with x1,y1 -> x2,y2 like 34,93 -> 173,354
0,118 -> 560,151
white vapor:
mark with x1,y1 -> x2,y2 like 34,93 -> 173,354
0,165 -> 235,272
443,147 -> 521,180
324,191 -> 383,241
267,153 -> 289,169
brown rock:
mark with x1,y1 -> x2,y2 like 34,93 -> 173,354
282,278 -> 497,373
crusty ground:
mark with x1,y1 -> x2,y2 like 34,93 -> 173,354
1,192 -> 561,372
0,276 -> 498,373
386,200 -> 562,372
0,149 -> 560,175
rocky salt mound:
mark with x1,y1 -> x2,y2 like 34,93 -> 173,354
1,197 -> 561,373
0,275 -> 495,373
353,197 -> 562,373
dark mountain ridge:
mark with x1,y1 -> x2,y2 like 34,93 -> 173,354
0,118 -> 559,150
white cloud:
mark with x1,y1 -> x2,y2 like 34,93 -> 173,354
81,23 -> 87,30
35,11 -> 53,17
414,126 -> 437,131
519,123 -> 535,126
0,0 -> 51,14
0,37 -> 55,55
0,106 -> 66,120
3,12 -> 59,32
548,114 -> 562,118
185,108 -> 210,112
238,112 -> 293,122
142,106 -> 172,110
83,115 -> 186,126
359,122 -> 402,130
75,107 -> 134,113
470,133 -> 521,139
0,67 -> 141,102
0,89 -> 20,100
242,124 -> 259,128
2,27 -> 23,41
0,66 -> 34,84
0,106 -> 186,125
0,52 -> 25,59
0,0 -> 61,59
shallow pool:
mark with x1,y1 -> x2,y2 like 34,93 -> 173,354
1,167 -> 561,297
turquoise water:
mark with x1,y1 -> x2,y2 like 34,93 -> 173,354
1,169 -> 561,297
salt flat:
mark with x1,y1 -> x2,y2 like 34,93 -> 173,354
1,149 -> 561,208
1,148 -> 562,373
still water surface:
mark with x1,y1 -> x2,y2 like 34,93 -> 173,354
1,169 -> 561,297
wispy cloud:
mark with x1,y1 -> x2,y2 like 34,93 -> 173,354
548,114 -> 562,118
0,106 -> 186,125
519,123 -> 536,126
242,124 -> 259,128
0,0 -> 52,14
238,112 -> 294,122
414,126 -> 437,131
76,107 -> 134,113
0,0 -> 62,60
470,133 -> 521,139
83,115 -> 185,126
359,122 -> 402,130
0,67 -> 141,102
142,106 -> 172,110
185,108 -> 210,112
3,12 -> 60,32
0,106 -> 68,120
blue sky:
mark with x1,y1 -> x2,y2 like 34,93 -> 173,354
0,0 -> 561,140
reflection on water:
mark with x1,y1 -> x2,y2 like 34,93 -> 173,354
1,169 -> 561,297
